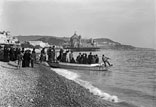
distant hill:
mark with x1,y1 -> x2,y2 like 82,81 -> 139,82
16,35 -> 136,50
94,38 -> 136,50
37,37 -> 65,45
16,35 -> 53,41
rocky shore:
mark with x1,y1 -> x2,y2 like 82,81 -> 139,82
0,61 -> 136,107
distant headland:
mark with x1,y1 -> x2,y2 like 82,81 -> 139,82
16,33 -> 139,50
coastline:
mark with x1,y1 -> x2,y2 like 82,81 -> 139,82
0,61 -> 138,107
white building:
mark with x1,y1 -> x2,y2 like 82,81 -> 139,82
29,41 -> 50,48
0,33 -> 18,44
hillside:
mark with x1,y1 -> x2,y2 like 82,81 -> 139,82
16,35 -> 136,50
94,38 -> 135,50
16,35 -> 48,41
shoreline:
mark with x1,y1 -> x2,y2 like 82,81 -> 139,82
0,61 -> 138,107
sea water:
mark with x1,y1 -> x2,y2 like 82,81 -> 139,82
52,49 -> 156,107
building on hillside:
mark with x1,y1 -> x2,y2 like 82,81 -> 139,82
63,32 -> 98,48
63,32 -> 100,51
70,32 -> 81,48
0,31 -> 19,44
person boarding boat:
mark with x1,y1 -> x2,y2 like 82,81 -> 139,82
102,54 -> 113,67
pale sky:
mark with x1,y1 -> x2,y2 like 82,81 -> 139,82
0,0 -> 155,48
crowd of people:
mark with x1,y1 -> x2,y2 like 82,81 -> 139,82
44,47 -> 112,67
75,52 -> 99,64
0,45 -> 112,69
1,45 -> 36,69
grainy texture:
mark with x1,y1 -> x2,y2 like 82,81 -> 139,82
0,61 -> 135,107
0,62 -> 38,107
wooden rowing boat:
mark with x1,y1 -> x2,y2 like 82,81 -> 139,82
48,62 -> 111,71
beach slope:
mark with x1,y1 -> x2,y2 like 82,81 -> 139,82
0,61 -> 137,107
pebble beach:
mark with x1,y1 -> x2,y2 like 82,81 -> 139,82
0,61 -> 137,107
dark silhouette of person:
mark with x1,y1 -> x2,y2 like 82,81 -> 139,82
9,47 -> 14,61
3,46 -> 10,62
57,48 -> 64,61
22,48 -> 25,67
76,53 -> 81,63
102,54 -> 112,67
17,51 -> 23,69
88,52 -> 93,64
52,45 -> 56,62
47,46 -> 52,62
82,53 -> 88,64
40,48 -> 46,62
61,50 -> 69,62
21,48 -> 25,54
31,48 -> 36,68
15,47 -> 20,60
23,50 -> 31,67
95,54 -> 99,63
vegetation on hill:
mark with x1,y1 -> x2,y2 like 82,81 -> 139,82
16,35 -> 136,50
37,37 -> 65,45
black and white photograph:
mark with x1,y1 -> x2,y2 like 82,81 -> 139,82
0,0 -> 155,107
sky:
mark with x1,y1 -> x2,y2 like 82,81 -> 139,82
0,0 -> 155,48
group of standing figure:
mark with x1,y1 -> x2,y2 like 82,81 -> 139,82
56,49 -> 100,64
2,45 -> 36,69
39,46 -> 112,67
56,49 -> 112,67
39,46 -> 56,63
76,52 -> 99,64
21,48 -> 36,68
3,46 -> 20,62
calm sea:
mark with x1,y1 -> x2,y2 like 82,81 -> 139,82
52,49 -> 156,107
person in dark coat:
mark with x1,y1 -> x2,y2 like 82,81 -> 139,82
17,51 -> 23,69
40,48 -> 46,63
52,45 -> 56,62
3,46 -> 10,62
15,47 -> 20,60
22,48 -> 25,67
57,48 -> 64,61
82,53 -> 88,64
47,47 -> 52,62
12,48 -> 16,61
31,48 -> 36,68
95,54 -> 99,63
61,50 -> 69,62
9,47 -> 14,61
88,52 -> 93,64
21,48 -> 25,54
76,53 -> 81,63
23,50 -> 31,67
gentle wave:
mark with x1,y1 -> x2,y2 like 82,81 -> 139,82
51,68 -> 120,103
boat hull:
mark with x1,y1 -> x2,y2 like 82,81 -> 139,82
48,62 -> 109,71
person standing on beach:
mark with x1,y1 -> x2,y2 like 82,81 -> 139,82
57,48 -> 63,61
47,46 -> 52,62
17,51 -> 23,69
31,48 -> 36,68
23,50 -> 31,67
52,45 -> 56,62
3,46 -> 10,62
21,48 -> 25,67
9,47 -> 13,61
40,48 -> 46,63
